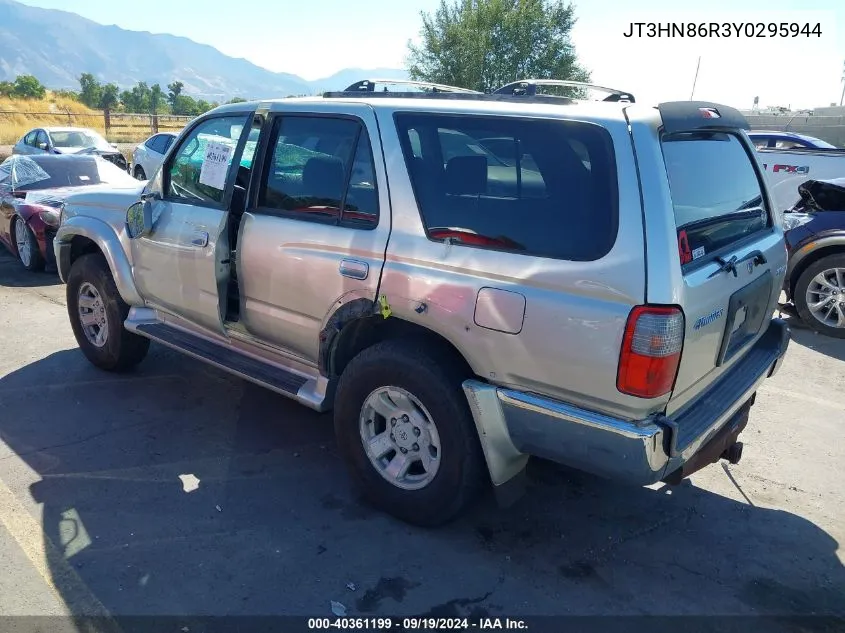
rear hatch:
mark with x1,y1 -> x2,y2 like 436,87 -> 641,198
660,125 -> 785,415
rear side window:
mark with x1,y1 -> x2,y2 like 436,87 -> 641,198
662,133 -> 770,264
394,113 -> 618,261
257,116 -> 379,228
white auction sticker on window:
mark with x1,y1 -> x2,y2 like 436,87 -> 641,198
198,141 -> 233,190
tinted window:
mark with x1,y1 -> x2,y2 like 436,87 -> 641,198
24,131 -> 37,146
36,131 -> 49,148
774,139 -> 808,149
162,135 -> 176,153
258,116 -> 378,227
145,135 -> 163,152
167,115 -> 249,205
662,132 -> 770,261
395,113 -> 618,260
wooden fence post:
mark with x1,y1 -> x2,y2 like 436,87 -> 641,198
103,108 -> 111,136
152,114 -> 159,134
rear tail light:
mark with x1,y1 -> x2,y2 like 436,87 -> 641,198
617,306 -> 685,398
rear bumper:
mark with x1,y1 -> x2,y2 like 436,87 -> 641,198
463,318 -> 790,487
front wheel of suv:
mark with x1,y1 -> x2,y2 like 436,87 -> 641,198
66,253 -> 151,371
333,339 -> 486,527
794,253 -> 845,338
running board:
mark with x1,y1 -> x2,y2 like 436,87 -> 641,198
128,321 -> 325,410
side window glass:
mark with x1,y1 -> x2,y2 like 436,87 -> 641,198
240,125 -> 261,169
396,113 -> 618,261
24,131 -> 37,146
162,135 -> 175,153
36,131 -> 49,148
166,114 -> 249,205
145,135 -> 160,151
258,116 -> 378,228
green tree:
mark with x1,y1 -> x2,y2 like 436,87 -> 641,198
167,81 -> 184,110
0,81 -> 14,97
121,81 -> 152,113
79,73 -> 103,108
150,84 -> 164,114
228,97 -> 247,104
406,0 -> 589,94
100,83 -> 120,110
12,74 -> 46,99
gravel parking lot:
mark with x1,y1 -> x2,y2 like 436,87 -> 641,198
0,249 -> 843,631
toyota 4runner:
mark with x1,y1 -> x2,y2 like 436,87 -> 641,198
53,79 -> 790,526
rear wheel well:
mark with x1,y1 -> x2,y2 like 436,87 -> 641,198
328,315 -> 475,382
9,214 -> 19,247
789,244 -> 845,299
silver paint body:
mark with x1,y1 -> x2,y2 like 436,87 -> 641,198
54,95 -> 789,489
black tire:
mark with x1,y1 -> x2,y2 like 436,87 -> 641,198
333,338 -> 486,527
66,253 -> 150,371
13,216 -> 45,272
134,165 -> 146,180
794,253 -> 845,339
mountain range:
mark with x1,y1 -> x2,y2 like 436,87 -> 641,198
0,0 -> 409,99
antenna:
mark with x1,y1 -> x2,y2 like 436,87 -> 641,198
689,56 -> 701,100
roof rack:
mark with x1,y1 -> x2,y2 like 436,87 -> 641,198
322,90 -> 575,105
493,79 -> 635,103
341,79 -> 482,94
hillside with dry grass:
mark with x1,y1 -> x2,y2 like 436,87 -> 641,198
0,93 -> 190,162
0,94 -> 106,143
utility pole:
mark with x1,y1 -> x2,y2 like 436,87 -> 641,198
840,59 -> 845,106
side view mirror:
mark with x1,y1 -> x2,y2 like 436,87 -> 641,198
38,142 -> 49,151
126,199 -> 154,239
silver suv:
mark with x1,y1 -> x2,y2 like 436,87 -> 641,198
54,79 -> 790,526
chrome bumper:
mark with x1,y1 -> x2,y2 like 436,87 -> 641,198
463,319 -> 790,487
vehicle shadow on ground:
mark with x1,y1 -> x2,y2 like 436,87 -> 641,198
0,348 -> 843,630
0,251 -> 61,288
782,318 -> 845,363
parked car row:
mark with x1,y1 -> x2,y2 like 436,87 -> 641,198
12,126 -> 178,182
13,126 -> 129,171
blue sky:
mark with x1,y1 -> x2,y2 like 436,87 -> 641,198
15,0 -> 845,109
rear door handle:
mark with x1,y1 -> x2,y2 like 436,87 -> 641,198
339,259 -> 369,280
191,231 -> 209,247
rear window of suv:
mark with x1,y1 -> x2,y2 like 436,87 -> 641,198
394,113 -> 618,261
661,132 -> 770,265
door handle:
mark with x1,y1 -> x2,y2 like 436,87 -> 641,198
339,259 -> 369,280
191,231 -> 209,247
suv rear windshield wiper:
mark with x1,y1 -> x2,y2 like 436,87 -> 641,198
678,208 -> 764,234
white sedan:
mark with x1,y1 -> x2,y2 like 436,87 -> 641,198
131,132 -> 177,180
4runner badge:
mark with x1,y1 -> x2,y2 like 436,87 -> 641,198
693,308 -> 724,331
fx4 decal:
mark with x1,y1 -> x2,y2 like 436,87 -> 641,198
761,164 -> 810,174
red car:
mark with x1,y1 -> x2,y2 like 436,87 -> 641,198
0,154 -> 139,271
